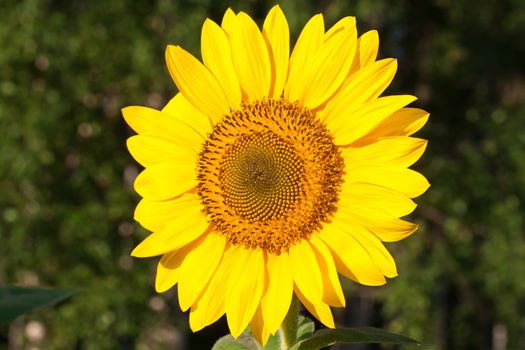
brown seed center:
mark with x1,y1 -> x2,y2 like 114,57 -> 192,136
197,99 -> 344,254
221,131 -> 305,221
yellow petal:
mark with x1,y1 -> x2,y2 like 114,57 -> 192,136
366,107 -> 430,138
330,218 -> 397,278
226,247 -> 265,338
309,236 -> 345,307
324,16 -> 356,41
347,30 -> 381,77
341,136 -> 427,168
134,162 -> 197,201
345,166 -> 430,198
359,30 -> 379,66
126,135 -> 196,168
319,224 -> 386,286
165,45 -> 229,123
177,233 -> 226,311
333,199 -> 419,242
289,240 -> 323,303
339,182 -> 417,218
134,193 -> 200,231
329,95 -> 417,146
162,93 -> 212,137
221,8 -> 236,34
367,219 -> 418,243
321,58 -> 398,123
201,19 -> 242,109
230,12 -> 272,100
299,26 -> 357,109
348,225 -> 398,278
250,305 -> 271,346
295,287 -> 335,328
189,245 -> 237,332
122,106 -> 203,151
263,5 -> 290,98
261,252 -> 293,333
155,250 -> 185,293
131,204 -> 209,258
284,14 -> 324,103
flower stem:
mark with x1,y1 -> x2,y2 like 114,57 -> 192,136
279,295 -> 299,349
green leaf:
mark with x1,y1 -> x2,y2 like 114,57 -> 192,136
289,327 -> 420,350
0,287 -> 77,325
296,316 -> 315,342
213,327 -> 284,350
212,333 -> 262,350
263,332 -> 281,350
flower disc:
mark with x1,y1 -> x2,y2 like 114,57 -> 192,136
198,99 -> 344,253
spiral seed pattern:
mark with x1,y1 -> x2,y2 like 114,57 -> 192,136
221,131 -> 305,221
197,99 -> 344,253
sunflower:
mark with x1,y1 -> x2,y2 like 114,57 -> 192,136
123,5 -> 429,345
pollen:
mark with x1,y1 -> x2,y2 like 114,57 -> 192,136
197,99 -> 344,253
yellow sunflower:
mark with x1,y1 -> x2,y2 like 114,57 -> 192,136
123,5 -> 429,345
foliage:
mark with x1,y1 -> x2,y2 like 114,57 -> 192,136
211,320 -> 419,350
1,0 -> 524,349
0,287 -> 76,325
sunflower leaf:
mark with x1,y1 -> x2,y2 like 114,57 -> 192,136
296,315 -> 315,342
0,287 -> 77,325
212,334 -> 258,350
289,327 -> 420,350
262,332 -> 281,350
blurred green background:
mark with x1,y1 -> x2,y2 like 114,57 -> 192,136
1,0 -> 524,349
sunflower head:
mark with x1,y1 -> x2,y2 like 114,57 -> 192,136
123,5 -> 429,345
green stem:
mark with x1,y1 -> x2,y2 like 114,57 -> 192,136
279,295 -> 299,350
